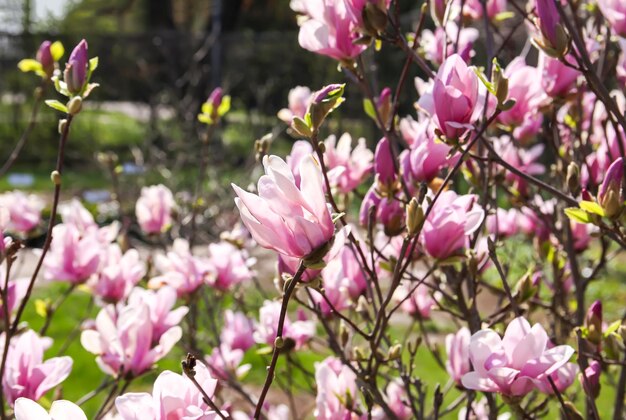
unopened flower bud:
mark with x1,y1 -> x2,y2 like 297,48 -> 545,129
406,197 -> 424,237
579,360 -> 601,399
36,41 -> 54,77
598,157 -> 624,218
352,346 -> 366,361
388,344 -> 402,360
376,87 -> 392,127
491,59 -> 509,108
274,336 -> 284,349
534,0 -> 570,58
515,273 -> 538,303
339,321 -> 350,347
67,96 -> 83,115
566,162 -> 581,195
64,39 -> 89,95
585,300 -> 603,345
50,170 -> 61,185
309,84 -> 345,131
362,3 -> 388,35
58,119 -> 67,134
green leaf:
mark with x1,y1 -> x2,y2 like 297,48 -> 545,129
494,11 -> 514,22
473,67 -> 495,95
604,320 -> 622,336
256,346 -> 273,355
217,95 -> 231,117
17,58 -> 42,73
45,100 -> 68,113
198,114 -> 212,124
363,98 -> 377,121
89,57 -> 99,72
564,207 -> 592,224
50,41 -> 65,61
579,200 -> 604,216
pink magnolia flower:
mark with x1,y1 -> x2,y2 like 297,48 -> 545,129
446,327 -> 471,384
400,118 -> 455,184
206,344 -> 251,381
64,39 -> 88,94
486,208 -> 520,238
0,191 -> 44,234
253,300 -> 316,350
461,317 -> 575,396
393,282 -> 435,318
579,360 -> 601,398
296,0 -> 367,61
421,23 -> 479,65
324,133 -> 374,193
420,191 -> 485,259
359,184 -> 404,236
380,380 -> 412,420
1,330 -> 72,406
421,54 -> 481,140
220,310 -> 255,351
115,363 -> 221,419
462,0 -> 507,21
149,238 -> 211,296
374,137 -> 397,188
539,53 -> 579,98
278,86 -> 313,123
497,58 -> 545,140
315,357 -> 360,419
80,298 -> 182,377
323,240 -> 367,300
458,398 -> 511,420
135,184 -> 175,234
597,0 -> 626,38
207,241 -> 254,291
232,154 -> 334,259
44,224 -> 102,284
286,140 -> 315,188
278,253 -> 322,282
127,286 -> 189,342
492,137 -> 545,195
0,265 -> 27,323
14,398 -> 87,420
535,0 -> 562,48
91,244 -> 145,303
59,199 -> 119,243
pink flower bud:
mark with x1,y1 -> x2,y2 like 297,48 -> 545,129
579,360 -> 601,399
536,0 -> 560,47
36,41 -> 54,77
585,300 -> 603,345
374,137 -> 396,186
598,157 -> 623,217
208,87 -> 223,108
64,39 -> 89,95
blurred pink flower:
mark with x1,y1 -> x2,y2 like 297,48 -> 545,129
115,363 -> 221,419
325,133 -> 373,193
420,191 -> 484,259
233,155 -> 334,259
1,330 -> 72,406
81,298 -> 182,377
359,184 -> 404,236
539,53 -> 579,98
315,357 -> 360,419
461,316 -> 575,396
278,86 -> 313,123
486,208 -> 520,238
400,119 -> 454,183
579,360 -> 601,398
44,224 -> 102,284
286,140 -> 315,188
221,309 -> 255,352
492,137 -> 545,195
446,327 -> 471,384
135,184 -> 175,234
393,282 -> 435,318
59,199 -> 119,243
206,344 -> 251,381
253,300 -> 316,349
421,23 -> 478,65
0,191 -> 44,234
597,0 -> 626,38
14,398 -> 86,420
207,241 -> 254,291
296,0 -> 367,61
91,244 -> 145,303
127,286 -> 189,342
462,0 -> 507,21
0,265 -> 27,323
149,238 -> 211,296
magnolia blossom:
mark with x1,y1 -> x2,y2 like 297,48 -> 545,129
233,155 -> 334,259
393,282 -> 435,319
324,133 -> 374,193
115,363 -> 221,419
539,53 -> 579,98
493,137 -> 545,195
1,330 -> 72,406
149,238 -> 211,296
0,264 -> 27,322
44,224 -> 102,284
207,241 -> 254,291
206,344 -> 251,381
135,184 -> 175,234
597,0 -> 626,38
400,118 -> 455,184
296,0 -> 367,61
278,86 -> 313,123
421,23 -> 479,65
418,54 -> 480,140
461,317 -> 576,396
286,140 -> 315,188
446,327 -> 471,384
420,191 -> 485,259
220,310 -> 255,352
497,58 -> 545,140
64,39 -> 88,94
91,244 -> 145,303
59,199 -> 119,243
486,208 -> 520,238
14,398 -> 87,420
127,286 -> 189,341
315,357 -> 360,419
81,297 -> 182,377
462,0 -> 507,21
0,191 -> 44,234
458,398 -> 512,420
253,300 -> 316,349
360,185 -> 404,236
